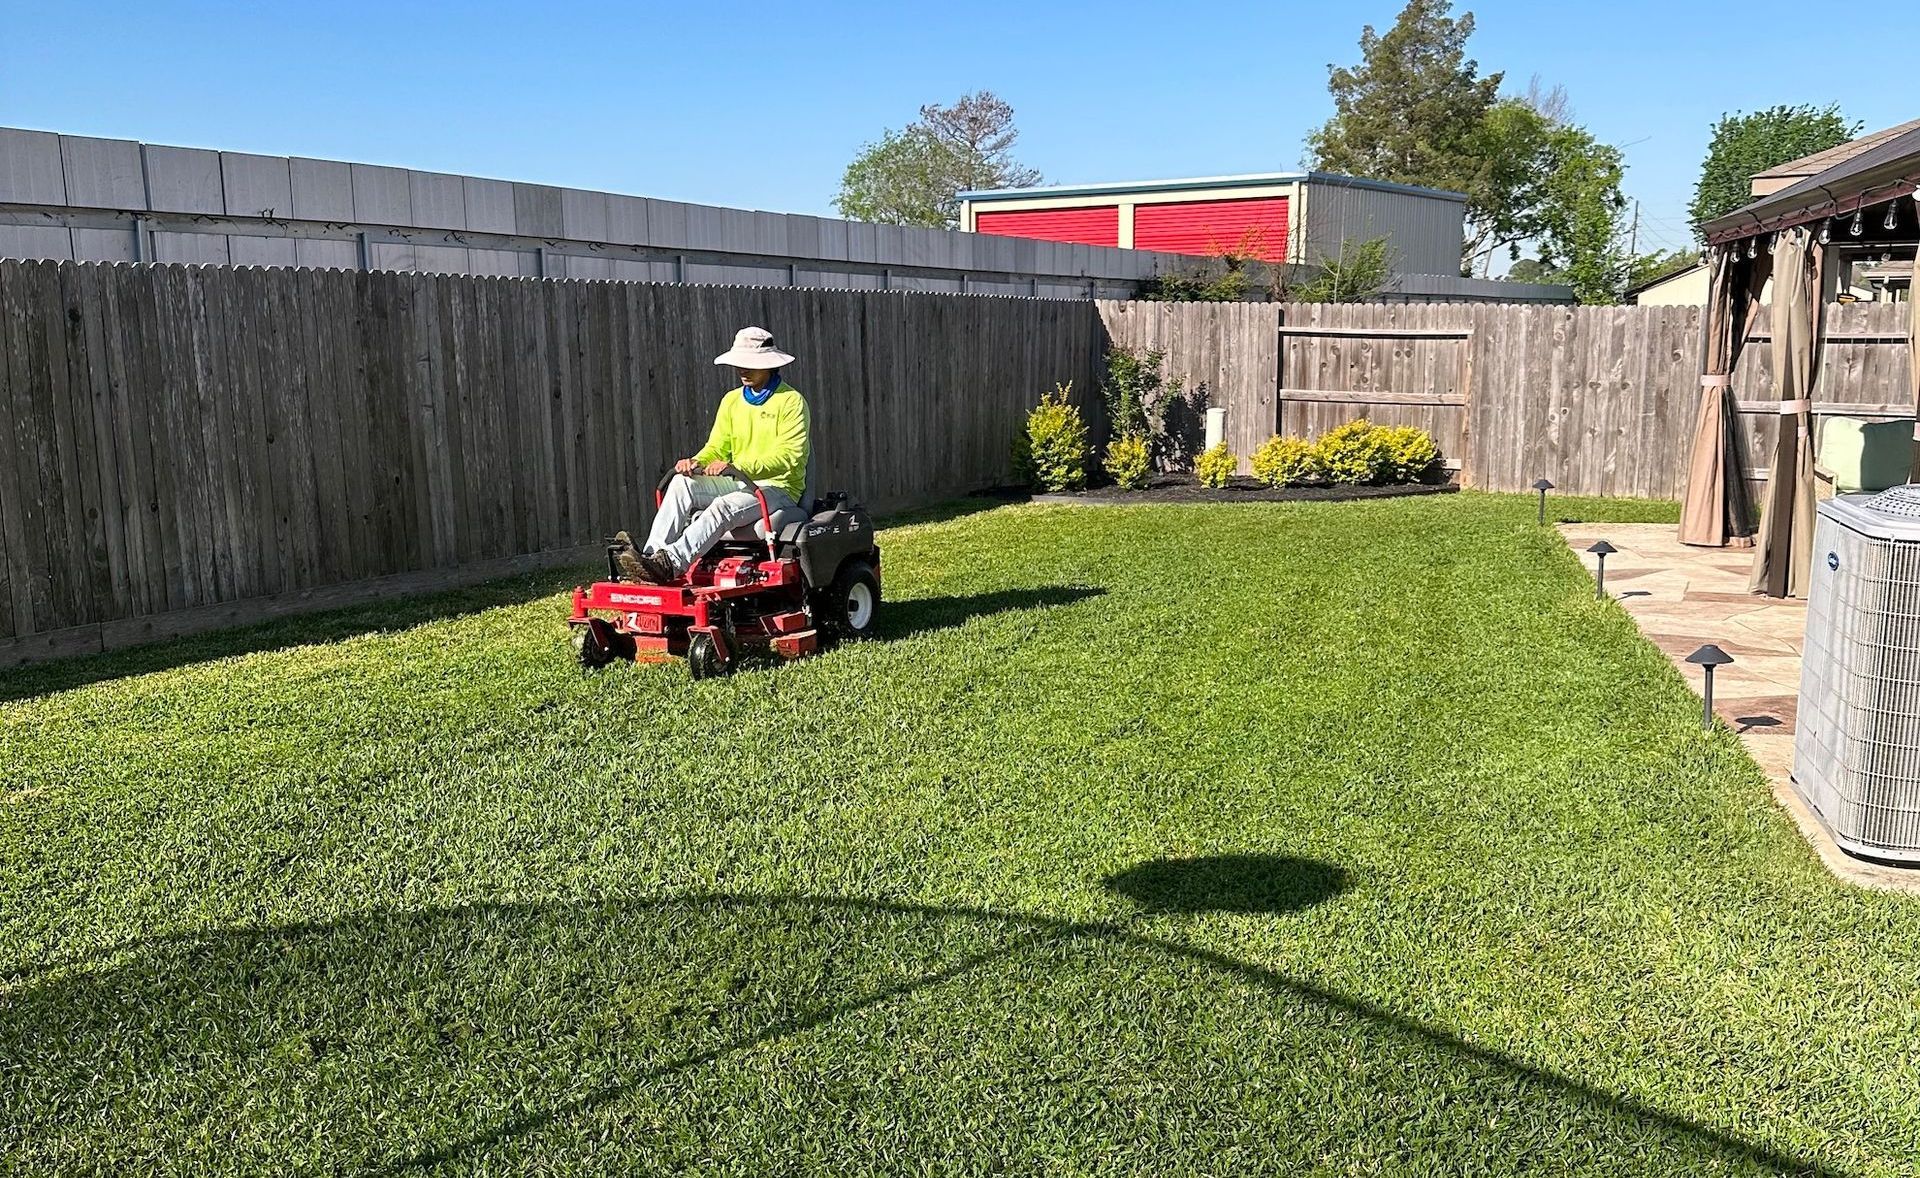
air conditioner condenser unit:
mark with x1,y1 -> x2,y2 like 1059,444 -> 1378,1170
1795,485 -> 1920,863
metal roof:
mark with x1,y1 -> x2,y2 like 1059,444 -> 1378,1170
1702,123 -> 1920,243
958,171 -> 1466,204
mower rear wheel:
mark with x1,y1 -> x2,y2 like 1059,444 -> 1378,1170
687,632 -> 732,680
817,560 -> 880,641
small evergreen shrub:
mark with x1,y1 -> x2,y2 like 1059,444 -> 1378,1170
1307,420 -> 1443,484
1250,435 -> 1318,488
1377,424 -> 1442,482
1026,382 -> 1089,492
1195,442 -> 1238,488
1104,434 -> 1151,490
1313,419 -> 1393,484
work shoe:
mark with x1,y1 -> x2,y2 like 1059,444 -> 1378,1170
614,545 -> 650,583
630,550 -> 679,585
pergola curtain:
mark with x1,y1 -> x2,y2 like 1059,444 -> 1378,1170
1749,226 -> 1823,598
1912,236 -> 1920,480
1678,246 -> 1766,546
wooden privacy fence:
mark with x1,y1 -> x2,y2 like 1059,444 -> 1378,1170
1100,299 -> 1916,500
0,260 -> 1101,667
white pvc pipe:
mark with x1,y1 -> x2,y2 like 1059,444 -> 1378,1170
1205,407 -> 1227,450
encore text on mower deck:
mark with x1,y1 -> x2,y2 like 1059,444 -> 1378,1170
568,464 -> 881,679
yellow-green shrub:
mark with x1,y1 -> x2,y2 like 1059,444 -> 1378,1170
1026,382 -> 1089,491
1312,419 -> 1393,484
1195,442 -> 1237,488
1377,424 -> 1441,482
1308,420 -> 1443,484
1104,434 -> 1151,490
1250,435 -> 1318,488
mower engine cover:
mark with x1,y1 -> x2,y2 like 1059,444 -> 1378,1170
793,500 -> 877,587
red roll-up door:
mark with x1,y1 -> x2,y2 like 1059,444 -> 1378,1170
1134,197 -> 1289,261
974,206 -> 1120,248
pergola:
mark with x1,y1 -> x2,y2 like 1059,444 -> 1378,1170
1679,126 -> 1920,598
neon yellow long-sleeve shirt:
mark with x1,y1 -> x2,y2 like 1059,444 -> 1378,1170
691,382 -> 810,500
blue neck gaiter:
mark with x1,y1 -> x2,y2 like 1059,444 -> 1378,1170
742,372 -> 781,406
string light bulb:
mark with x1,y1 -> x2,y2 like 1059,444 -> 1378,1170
1886,203 -> 1900,231
1766,235 -> 1776,255
1850,210 -> 1865,237
1746,238 -> 1758,259
1820,219 -> 1833,244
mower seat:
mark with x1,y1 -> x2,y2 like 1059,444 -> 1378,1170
722,450 -> 816,546
725,499 -> 810,544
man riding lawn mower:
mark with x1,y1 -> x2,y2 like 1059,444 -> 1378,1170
569,327 -> 881,678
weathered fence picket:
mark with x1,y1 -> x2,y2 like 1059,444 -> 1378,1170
5,260 -> 1916,669
0,260 -> 1100,666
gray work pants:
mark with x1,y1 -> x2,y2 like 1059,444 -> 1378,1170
645,474 -> 795,571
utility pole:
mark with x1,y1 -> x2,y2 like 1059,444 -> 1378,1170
1628,200 -> 1641,258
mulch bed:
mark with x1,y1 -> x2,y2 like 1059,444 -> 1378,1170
1031,474 -> 1459,506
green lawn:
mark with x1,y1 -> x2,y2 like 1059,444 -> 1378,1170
5,490 -> 1915,1176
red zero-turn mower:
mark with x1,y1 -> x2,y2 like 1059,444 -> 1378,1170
568,465 -> 881,679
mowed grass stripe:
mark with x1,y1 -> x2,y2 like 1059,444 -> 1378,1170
3,492 -> 1912,1176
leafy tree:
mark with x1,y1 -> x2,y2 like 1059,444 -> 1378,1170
835,91 -> 1042,229
1306,0 -> 1502,202
834,130 -> 948,228
1504,257 -> 1561,283
1309,2 -> 1631,300
1530,124 -> 1629,304
1688,104 -> 1858,230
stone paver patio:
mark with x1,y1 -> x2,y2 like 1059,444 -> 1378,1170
1559,522 -> 1920,893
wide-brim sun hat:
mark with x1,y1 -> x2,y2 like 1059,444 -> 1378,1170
713,326 -> 795,369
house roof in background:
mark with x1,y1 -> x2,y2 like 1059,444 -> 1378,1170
1752,119 -> 1920,185
1621,259 -> 1707,299
959,171 -> 1467,204
1702,122 -> 1920,243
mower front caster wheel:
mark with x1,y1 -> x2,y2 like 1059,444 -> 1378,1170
574,618 -> 632,670
687,632 -> 733,680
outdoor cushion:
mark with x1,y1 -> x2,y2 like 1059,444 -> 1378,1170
1819,416 -> 1912,494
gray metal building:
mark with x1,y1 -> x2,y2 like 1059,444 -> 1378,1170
0,127 -> 1572,303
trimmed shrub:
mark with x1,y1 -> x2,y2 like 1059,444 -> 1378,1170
1377,424 -> 1442,482
1026,382 -> 1089,492
1195,442 -> 1237,489
1104,434 -> 1151,490
1250,435 -> 1318,488
1312,419 -> 1393,485
1308,420 -> 1443,485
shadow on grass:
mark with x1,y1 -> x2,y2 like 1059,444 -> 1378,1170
1103,854 -> 1349,914
2,887 -> 1842,1176
876,586 -> 1105,643
0,567 -> 592,706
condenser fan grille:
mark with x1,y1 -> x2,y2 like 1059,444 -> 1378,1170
1796,494 -> 1920,861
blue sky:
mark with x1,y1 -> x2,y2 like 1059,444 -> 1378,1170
4,1 -> 1914,262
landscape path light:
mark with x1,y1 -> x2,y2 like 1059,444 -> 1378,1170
1685,644 -> 1735,731
1586,539 -> 1617,600
1532,478 -> 1554,525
